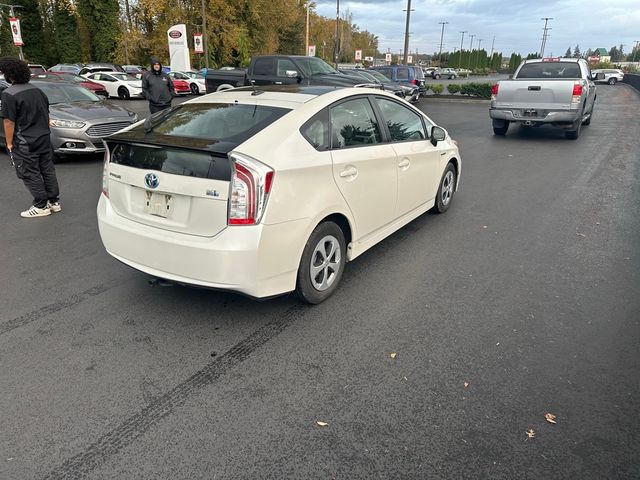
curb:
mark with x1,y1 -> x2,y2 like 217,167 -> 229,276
421,95 -> 490,104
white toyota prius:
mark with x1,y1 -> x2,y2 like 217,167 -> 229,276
97,86 -> 461,303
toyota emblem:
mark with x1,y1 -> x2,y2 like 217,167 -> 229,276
144,172 -> 159,189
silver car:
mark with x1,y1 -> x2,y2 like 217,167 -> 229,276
591,69 -> 624,85
0,79 -> 138,156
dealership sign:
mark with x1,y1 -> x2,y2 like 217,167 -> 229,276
194,33 -> 203,54
9,18 -> 23,46
167,24 -> 190,72
308,44 -> 316,56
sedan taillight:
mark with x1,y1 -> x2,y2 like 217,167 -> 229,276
228,153 -> 274,225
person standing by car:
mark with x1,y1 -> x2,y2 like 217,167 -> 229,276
0,57 -> 60,218
141,57 -> 174,114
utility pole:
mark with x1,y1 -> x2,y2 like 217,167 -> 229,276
305,3 -> 310,55
467,34 -> 475,69
0,3 -> 24,60
402,0 -> 414,65
475,38 -> 483,69
459,31 -> 467,68
633,40 -> 640,65
201,0 -> 209,68
437,21 -> 448,66
334,0 -> 340,67
489,35 -> 495,60
540,17 -> 553,58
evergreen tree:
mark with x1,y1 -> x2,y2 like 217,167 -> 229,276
76,0 -> 120,61
573,45 -> 581,58
564,47 -> 572,57
16,0 -> 47,63
53,0 -> 82,63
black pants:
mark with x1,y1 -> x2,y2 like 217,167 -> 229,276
11,145 -> 59,208
149,103 -> 171,114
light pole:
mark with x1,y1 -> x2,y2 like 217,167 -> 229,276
334,0 -> 340,67
438,21 -> 448,66
540,17 -> 553,58
200,0 -> 209,68
467,34 -> 475,69
475,38 -> 483,69
402,0 -> 414,65
0,3 -> 24,60
459,31 -> 467,68
633,40 -> 640,66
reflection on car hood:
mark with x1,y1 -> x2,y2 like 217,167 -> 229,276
51,101 -> 134,122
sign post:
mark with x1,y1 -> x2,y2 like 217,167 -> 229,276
194,33 -> 204,54
308,44 -> 316,57
167,24 -> 191,72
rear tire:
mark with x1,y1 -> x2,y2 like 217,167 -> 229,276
434,74 -> 441,79
492,119 -> 509,136
296,222 -> 346,304
608,77 -> 617,85
118,87 -> 130,100
432,163 -> 457,214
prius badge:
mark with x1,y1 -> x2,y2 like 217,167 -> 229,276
144,172 -> 159,189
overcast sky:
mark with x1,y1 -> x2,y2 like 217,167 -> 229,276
315,0 -> 639,58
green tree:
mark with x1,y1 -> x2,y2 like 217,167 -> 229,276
77,0 -> 120,61
53,0 -> 82,63
573,45 -> 581,58
16,0 -> 47,63
564,47 -> 572,57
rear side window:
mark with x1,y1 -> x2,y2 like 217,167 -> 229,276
330,98 -> 381,149
396,68 -> 410,80
375,69 -> 393,80
300,109 -> 329,150
517,62 -> 581,79
149,103 -> 291,142
252,58 -> 276,76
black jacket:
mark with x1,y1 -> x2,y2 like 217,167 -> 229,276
141,60 -> 174,107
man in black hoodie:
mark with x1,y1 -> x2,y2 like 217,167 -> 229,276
141,57 -> 174,114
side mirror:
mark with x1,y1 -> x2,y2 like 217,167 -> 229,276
430,126 -> 446,146
285,70 -> 299,78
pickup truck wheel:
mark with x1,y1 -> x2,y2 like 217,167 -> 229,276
492,119 -> 509,136
432,163 -> 457,214
296,221 -> 346,304
565,117 -> 582,140
583,109 -> 593,126
608,77 -> 617,85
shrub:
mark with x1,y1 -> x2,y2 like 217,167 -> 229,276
447,83 -> 461,94
431,84 -> 444,95
460,82 -> 493,99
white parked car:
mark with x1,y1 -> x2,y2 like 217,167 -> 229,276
97,86 -> 461,303
84,72 -> 143,99
169,71 -> 206,94
591,68 -> 624,85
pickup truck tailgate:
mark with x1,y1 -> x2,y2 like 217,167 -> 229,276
494,80 -> 577,108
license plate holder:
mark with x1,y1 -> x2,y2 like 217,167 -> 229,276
523,109 -> 538,117
144,191 -> 172,218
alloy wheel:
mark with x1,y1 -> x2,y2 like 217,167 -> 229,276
309,235 -> 342,291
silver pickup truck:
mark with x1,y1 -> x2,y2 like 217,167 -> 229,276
490,58 -> 602,139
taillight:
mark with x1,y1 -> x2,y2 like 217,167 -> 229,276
228,153 -> 274,225
491,83 -> 499,100
101,143 -> 110,198
572,82 -> 583,103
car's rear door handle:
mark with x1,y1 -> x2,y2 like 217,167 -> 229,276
339,166 -> 358,178
274,81 -> 283,85
398,158 -> 410,169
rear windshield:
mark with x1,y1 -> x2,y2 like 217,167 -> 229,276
109,144 -> 231,181
148,103 -> 291,142
517,62 -> 581,79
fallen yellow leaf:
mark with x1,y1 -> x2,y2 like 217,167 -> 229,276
316,421 -> 328,427
526,429 -> 535,439
544,413 -> 557,424
464,382 -> 469,388
390,352 -> 397,359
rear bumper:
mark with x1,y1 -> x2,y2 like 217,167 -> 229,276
97,195 -> 309,298
489,107 -> 580,124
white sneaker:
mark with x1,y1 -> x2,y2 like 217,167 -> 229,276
47,201 -> 62,213
21,205 -> 51,218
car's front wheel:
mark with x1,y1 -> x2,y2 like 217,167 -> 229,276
118,87 -> 130,100
296,221 -> 346,304
190,83 -> 199,95
432,162 -> 457,214
608,77 -> 617,85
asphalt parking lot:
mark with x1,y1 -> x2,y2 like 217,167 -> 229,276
1,84 -> 639,479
